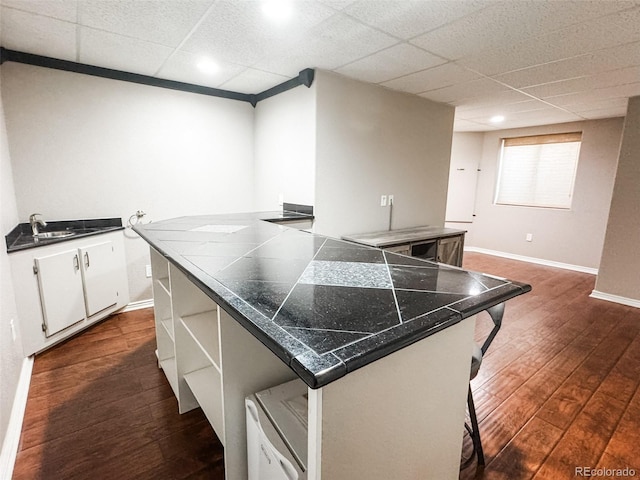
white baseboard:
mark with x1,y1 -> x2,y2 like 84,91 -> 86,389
589,290 -> 640,308
121,299 -> 154,312
0,356 -> 34,480
465,247 -> 598,275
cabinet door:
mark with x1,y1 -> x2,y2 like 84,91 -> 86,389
79,241 -> 119,317
35,249 -> 86,337
437,235 -> 464,267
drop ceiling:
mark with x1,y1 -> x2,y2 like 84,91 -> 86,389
1,0 -> 639,132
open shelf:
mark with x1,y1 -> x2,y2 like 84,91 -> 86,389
180,310 -> 220,369
184,366 -> 225,443
160,357 -> 179,397
160,317 -> 174,342
156,277 -> 171,295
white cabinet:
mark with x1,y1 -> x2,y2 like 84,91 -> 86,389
79,241 -> 119,316
35,241 -> 120,337
10,231 -> 130,355
34,249 -> 86,337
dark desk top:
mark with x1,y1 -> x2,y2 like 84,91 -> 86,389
134,212 -> 530,388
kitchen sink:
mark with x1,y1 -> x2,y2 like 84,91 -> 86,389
36,231 -> 76,239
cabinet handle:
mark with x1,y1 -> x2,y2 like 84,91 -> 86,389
84,252 -> 90,269
73,254 -> 80,271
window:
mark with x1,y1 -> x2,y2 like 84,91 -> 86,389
495,132 -> 582,209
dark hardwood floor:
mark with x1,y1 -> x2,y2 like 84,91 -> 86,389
460,253 -> 640,480
12,252 -> 640,479
12,308 -> 224,480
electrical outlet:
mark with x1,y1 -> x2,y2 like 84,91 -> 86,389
388,194 -> 394,206
380,195 -> 387,207
526,233 -> 533,242
145,265 -> 152,277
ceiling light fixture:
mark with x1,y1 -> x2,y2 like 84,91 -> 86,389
197,58 -> 219,75
490,115 -> 505,123
262,0 -> 293,22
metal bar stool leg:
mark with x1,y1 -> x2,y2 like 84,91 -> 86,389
467,386 -> 485,466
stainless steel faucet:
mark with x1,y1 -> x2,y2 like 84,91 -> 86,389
29,213 -> 47,236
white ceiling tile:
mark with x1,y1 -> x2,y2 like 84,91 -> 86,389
1,7 -> 76,60
571,105 -> 629,120
219,68 -> 291,94
493,41 -> 640,89
155,50 -> 247,89
453,118 -> 497,132
181,0 -> 337,67
458,7 -> 640,76
457,99 -> 551,120
342,0 -> 489,40
522,66 -> 640,98
78,0 -> 212,48
419,77 -> 531,106
543,83 -> 640,107
335,43 -> 445,84
480,109 -> 585,130
317,0 -> 357,10
380,62 -> 482,94
2,0 -> 77,22
253,12 -> 398,76
457,90 -> 539,109
563,98 -> 630,114
79,27 -> 173,76
409,0 -> 632,62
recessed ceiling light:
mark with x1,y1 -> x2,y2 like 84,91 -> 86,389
197,58 -> 219,75
262,0 -> 293,22
490,115 -> 505,123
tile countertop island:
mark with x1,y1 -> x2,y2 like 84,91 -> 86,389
134,212 -> 530,480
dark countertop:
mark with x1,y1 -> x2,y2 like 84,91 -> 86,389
343,225 -> 467,248
260,208 -> 314,224
6,218 -> 124,252
134,212 -> 530,389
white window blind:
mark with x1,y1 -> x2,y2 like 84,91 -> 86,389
495,132 -> 582,209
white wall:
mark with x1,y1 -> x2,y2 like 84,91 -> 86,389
253,81 -> 316,211
2,62 -> 255,302
457,118 -> 624,270
595,96 -> 640,301
0,68 -> 24,452
314,71 -> 455,238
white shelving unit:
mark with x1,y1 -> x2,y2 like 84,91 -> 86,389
148,247 -> 297,479
150,248 -> 177,396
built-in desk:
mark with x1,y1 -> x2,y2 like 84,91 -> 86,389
134,213 -> 529,479
343,225 -> 467,267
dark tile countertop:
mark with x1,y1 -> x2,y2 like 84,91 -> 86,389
343,225 -> 467,248
258,204 -> 314,224
134,212 -> 530,389
6,218 -> 124,252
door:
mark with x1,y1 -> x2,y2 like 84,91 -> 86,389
35,249 -> 85,337
79,241 -> 119,316
445,157 -> 479,223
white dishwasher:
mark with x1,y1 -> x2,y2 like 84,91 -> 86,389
246,379 -> 308,480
